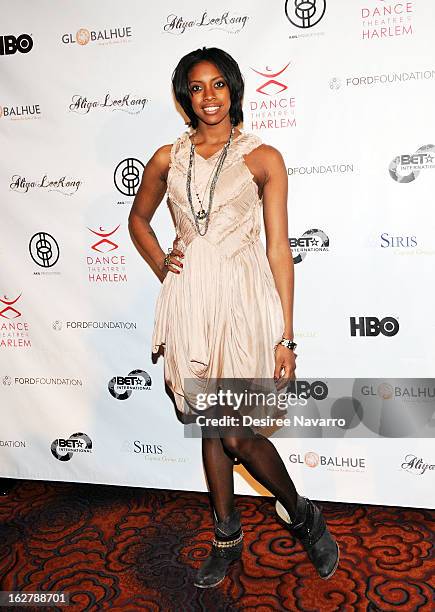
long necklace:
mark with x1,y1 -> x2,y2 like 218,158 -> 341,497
186,126 -> 235,236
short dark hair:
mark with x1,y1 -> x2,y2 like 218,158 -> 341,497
172,47 -> 244,129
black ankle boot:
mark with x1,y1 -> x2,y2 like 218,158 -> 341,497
194,508 -> 243,588
276,495 -> 339,580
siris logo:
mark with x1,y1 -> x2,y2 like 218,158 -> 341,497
0,34 -> 33,55
350,316 -> 399,337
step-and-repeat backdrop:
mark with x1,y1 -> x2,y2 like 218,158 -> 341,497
1,0 -> 434,508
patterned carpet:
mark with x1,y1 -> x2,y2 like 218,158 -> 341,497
0,480 -> 433,612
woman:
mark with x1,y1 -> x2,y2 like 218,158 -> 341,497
128,47 -> 339,587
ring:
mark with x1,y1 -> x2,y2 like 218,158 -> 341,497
164,248 -> 172,268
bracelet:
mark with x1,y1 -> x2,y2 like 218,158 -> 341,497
278,337 -> 297,351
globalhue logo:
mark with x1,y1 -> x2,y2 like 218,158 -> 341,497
0,104 -> 41,120
289,451 -> 366,472
61,26 -> 132,46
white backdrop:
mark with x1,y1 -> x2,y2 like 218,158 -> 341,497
1,0 -> 434,508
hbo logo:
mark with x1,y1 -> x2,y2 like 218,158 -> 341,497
350,316 -> 399,337
0,34 -> 33,55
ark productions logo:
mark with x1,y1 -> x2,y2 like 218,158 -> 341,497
69,93 -> 148,115
0,103 -> 41,121
61,26 -> 132,46
360,1 -> 414,40
401,454 -> 434,476
289,451 -> 366,472
108,369 -> 152,400
163,10 -> 249,35
114,158 -> 144,197
29,232 -> 60,271
10,174 -> 82,195
0,34 -> 33,55
289,228 -> 329,264
389,145 -> 435,183
86,225 -> 127,283
350,316 -> 399,337
285,0 -> 326,38
51,432 -> 92,462
0,294 -> 32,349
248,62 -> 296,131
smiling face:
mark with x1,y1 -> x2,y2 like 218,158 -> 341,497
187,60 -> 232,127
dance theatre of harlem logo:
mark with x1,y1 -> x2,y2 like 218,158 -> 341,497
0,34 -> 33,55
108,369 -> 152,400
285,0 -> 326,38
86,224 -> 128,283
51,432 -> 92,462
0,103 -> 41,121
360,1 -> 414,40
248,62 -> 296,131
0,294 -> 32,349
289,229 -> 329,264
389,145 -> 435,183
61,26 -> 132,46
401,454 -> 434,476
162,10 -> 249,35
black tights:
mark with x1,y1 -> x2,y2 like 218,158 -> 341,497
201,423 -> 298,523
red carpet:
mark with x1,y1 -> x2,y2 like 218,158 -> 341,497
0,480 -> 433,611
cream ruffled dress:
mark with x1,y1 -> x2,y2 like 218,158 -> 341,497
151,131 -> 285,417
